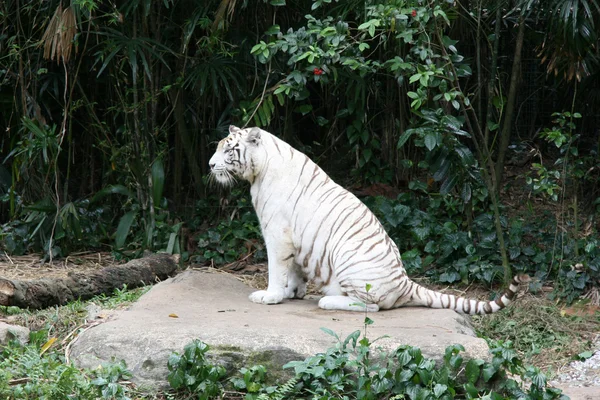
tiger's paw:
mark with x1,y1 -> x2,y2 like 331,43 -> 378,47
249,290 -> 284,305
285,283 -> 307,299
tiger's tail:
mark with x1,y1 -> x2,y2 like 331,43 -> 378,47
408,274 -> 530,315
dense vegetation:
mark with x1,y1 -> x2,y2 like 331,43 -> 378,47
1,1 -> 600,301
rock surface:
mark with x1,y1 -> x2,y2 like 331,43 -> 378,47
550,344 -> 600,400
0,321 -> 29,345
70,270 -> 492,389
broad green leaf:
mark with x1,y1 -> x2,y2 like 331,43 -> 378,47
465,359 -> 481,383
295,104 -> 313,115
265,24 -> 281,35
409,73 -> 421,84
440,173 -> 459,195
482,363 -> 498,382
424,133 -> 437,151
250,43 -> 263,55
463,382 -> 479,397
455,145 -> 475,165
433,383 -> 448,398
320,26 -> 337,36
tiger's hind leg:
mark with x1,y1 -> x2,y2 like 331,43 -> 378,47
318,296 -> 379,312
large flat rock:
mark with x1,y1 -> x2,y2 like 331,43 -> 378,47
71,270 -> 491,389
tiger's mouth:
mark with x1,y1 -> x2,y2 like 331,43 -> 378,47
210,168 -> 236,186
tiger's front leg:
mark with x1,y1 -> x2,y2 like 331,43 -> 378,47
284,264 -> 306,299
249,233 -> 296,305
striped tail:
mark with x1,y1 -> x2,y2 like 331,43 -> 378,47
412,274 -> 530,315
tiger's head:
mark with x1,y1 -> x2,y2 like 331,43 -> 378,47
209,125 -> 263,186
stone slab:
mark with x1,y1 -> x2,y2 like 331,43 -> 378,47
70,270 -> 491,389
0,322 -> 29,345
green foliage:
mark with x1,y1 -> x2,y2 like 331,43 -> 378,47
0,158 -> 182,259
247,1 -> 481,188
167,340 -> 227,399
365,194 -> 501,283
93,284 -> 151,309
0,287 -> 149,399
2,0 -> 599,269
526,111 -> 584,201
182,329 -> 566,400
0,334 -> 132,399
230,365 -> 278,400
522,111 -> 600,301
365,191 -> 600,301
90,360 -> 133,400
194,191 -> 265,265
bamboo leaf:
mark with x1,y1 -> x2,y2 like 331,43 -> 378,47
151,159 -> 165,206
96,44 -> 123,78
115,211 -> 136,249
398,129 -> 415,148
90,185 -> 134,204
166,232 -> 177,254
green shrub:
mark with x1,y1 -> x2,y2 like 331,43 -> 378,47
170,329 -> 567,400
167,340 -> 227,399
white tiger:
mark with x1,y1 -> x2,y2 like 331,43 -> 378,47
209,125 -> 528,314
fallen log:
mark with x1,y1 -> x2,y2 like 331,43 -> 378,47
0,253 -> 180,309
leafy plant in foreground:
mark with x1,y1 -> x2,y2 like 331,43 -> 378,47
90,360 -> 133,400
0,333 -> 132,399
172,329 -> 567,400
231,365 -> 279,400
167,340 -> 227,399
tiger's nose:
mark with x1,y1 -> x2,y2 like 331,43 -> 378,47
209,163 -> 215,169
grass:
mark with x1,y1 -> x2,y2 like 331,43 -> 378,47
471,294 -> 600,374
0,285 -> 153,399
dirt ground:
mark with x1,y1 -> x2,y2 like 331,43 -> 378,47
0,252 -> 120,281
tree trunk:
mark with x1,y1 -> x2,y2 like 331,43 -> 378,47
484,5 -> 503,147
495,16 -> 526,186
0,253 -> 180,309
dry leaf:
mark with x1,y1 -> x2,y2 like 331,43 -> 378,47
40,337 -> 57,355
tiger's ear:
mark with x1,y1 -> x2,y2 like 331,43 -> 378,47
245,128 -> 261,145
229,125 -> 241,134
